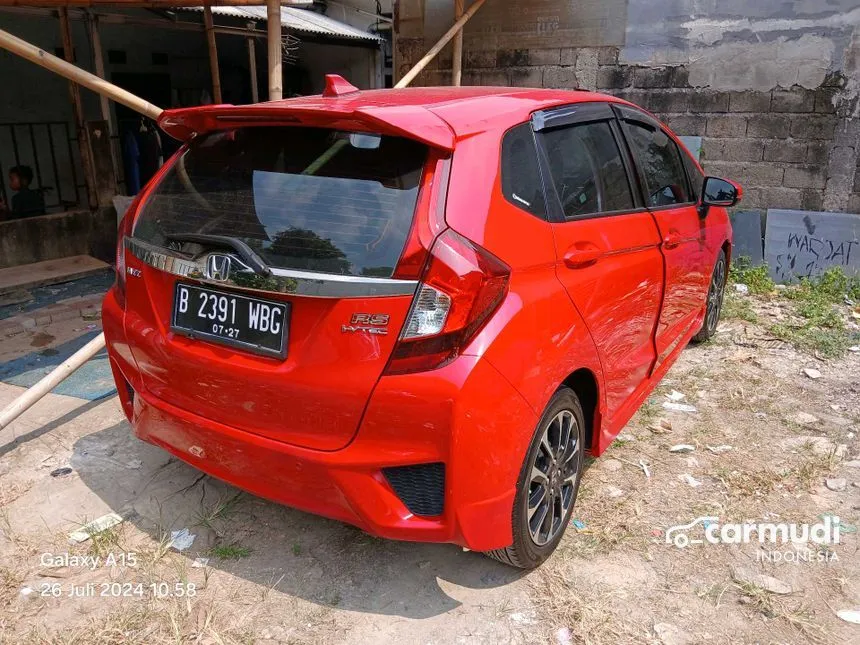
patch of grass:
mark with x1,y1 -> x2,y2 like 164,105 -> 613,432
735,581 -> 827,643
769,323 -> 851,358
722,291 -> 758,322
730,258 -> 775,295
767,267 -> 859,358
292,542 -> 301,556
211,543 -> 250,560
195,492 -> 244,530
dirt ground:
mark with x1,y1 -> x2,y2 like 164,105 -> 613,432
1,276 -> 859,644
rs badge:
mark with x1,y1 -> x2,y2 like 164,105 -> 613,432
342,313 -> 390,335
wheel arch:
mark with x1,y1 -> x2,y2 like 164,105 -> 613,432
560,368 -> 600,455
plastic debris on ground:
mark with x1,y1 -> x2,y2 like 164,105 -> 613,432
556,627 -> 573,645
663,401 -> 697,413
669,444 -> 695,454
837,609 -> 860,624
734,283 -> 749,294
191,557 -> 210,568
571,519 -> 586,530
167,528 -> 197,552
666,390 -> 686,402
68,512 -> 124,543
706,445 -> 733,454
679,474 -> 702,488
639,458 -> 651,478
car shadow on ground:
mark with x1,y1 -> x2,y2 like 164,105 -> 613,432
71,420 -> 527,619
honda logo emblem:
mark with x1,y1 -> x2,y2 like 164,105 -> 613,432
205,254 -> 232,282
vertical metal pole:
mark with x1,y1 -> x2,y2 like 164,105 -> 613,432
247,37 -> 259,103
452,0 -> 464,86
59,7 -> 96,209
204,6 -> 222,103
267,0 -> 283,101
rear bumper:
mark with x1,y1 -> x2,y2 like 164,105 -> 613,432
103,287 -> 537,551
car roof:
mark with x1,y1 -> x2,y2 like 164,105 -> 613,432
268,86 -> 631,137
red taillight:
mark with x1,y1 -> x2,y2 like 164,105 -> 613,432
385,229 -> 510,375
113,196 -> 139,309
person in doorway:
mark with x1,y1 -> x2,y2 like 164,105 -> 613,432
0,165 -> 46,220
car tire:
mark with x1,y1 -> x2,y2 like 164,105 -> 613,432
486,388 -> 586,569
692,249 -> 727,344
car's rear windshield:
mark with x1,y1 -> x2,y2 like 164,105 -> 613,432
133,126 -> 427,277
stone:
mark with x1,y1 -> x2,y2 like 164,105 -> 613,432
787,412 -> 819,426
732,567 -> 793,595
654,622 -> 692,645
605,485 -> 624,498
825,478 -> 847,492
803,368 -> 822,379
603,459 -> 623,472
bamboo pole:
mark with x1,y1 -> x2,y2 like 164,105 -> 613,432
247,36 -> 259,102
0,27 -> 162,120
395,0 -> 486,89
59,7 -> 98,208
0,333 -> 105,431
266,0 -> 282,100
452,0 -> 464,86
203,6 -> 222,103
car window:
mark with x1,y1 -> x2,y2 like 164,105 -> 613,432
133,126 -> 426,277
541,121 -> 633,219
501,124 -> 546,218
624,123 -> 691,208
681,147 -> 705,201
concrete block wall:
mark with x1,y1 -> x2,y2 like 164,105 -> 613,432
395,0 -> 860,217
401,44 -> 860,216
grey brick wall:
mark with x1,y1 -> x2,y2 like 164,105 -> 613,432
400,44 -> 858,216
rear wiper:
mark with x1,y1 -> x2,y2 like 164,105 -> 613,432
164,233 -> 272,277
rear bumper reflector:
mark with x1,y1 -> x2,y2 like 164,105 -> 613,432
383,462 -> 446,517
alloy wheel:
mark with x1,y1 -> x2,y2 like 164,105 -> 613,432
526,410 -> 581,546
705,256 -> 727,334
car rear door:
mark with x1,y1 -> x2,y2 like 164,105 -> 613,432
534,103 -> 665,418
122,125 -> 441,451
614,105 -> 712,366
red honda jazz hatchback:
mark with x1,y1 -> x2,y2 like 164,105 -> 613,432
103,77 -> 739,568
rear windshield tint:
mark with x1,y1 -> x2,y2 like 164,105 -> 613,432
133,126 -> 427,277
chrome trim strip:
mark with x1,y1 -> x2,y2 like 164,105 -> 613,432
124,237 -> 419,298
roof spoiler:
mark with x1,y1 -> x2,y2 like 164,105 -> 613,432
158,96 -> 455,151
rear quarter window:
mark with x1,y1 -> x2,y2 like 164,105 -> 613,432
501,124 -> 547,218
133,126 -> 427,277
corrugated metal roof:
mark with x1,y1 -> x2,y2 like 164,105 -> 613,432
182,6 -> 382,43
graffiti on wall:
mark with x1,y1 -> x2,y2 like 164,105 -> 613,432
764,209 -> 860,282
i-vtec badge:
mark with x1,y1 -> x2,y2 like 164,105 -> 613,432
342,313 -> 390,336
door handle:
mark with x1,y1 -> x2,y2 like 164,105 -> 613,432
663,232 -> 683,249
563,243 -> 603,269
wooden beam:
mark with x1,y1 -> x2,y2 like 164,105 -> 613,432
247,36 -> 259,103
59,7 -> 97,209
452,0 -> 464,86
85,13 -> 112,129
0,26 -> 162,120
267,0 -> 282,100
203,6 -> 222,103
395,0 -> 487,89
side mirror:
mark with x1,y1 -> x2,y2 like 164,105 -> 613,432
701,176 -> 742,208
